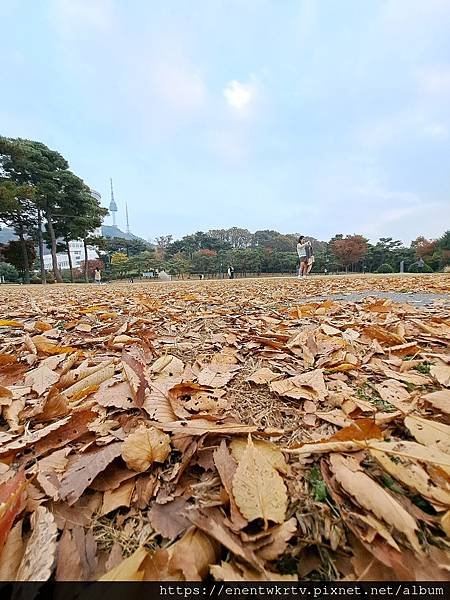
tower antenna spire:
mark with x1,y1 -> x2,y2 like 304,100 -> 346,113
109,178 -> 118,227
125,203 -> 130,234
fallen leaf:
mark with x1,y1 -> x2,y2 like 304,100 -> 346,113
269,369 -> 327,401
405,415 -> 450,455
100,546 -> 147,581
232,435 -> 287,526
25,365 -> 60,396
246,368 -> 280,385
32,335 -> 76,355
0,470 -> 27,552
16,506 -> 58,581
430,364 -> 450,387
149,497 -> 190,539
121,426 -> 171,472
0,520 -> 24,581
59,443 -> 122,505
329,454 -> 420,552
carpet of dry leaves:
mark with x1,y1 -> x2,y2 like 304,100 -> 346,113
0,274 -> 449,582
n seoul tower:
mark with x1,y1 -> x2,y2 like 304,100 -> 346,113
109,178 -> 118,226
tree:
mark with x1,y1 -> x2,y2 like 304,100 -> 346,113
2,240 -> 36,279
0,262 -> 19,282
330,235 -> 368,272
0,178 -> 35,283
78,259 -> 104,281
155,235 -> 173,259
105,237 -> 150,257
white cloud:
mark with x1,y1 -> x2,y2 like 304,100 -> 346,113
223,79 -> 258,113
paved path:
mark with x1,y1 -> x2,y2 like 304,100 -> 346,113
298,290 -> 449,306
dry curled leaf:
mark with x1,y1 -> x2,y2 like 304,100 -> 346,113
121,426 -> 171,472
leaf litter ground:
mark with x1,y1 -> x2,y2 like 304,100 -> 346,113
0,274 -> 449,582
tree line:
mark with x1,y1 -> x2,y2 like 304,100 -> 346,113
1,137 -> 449,282
0,137 -> 107,283
100,228 -> 449,280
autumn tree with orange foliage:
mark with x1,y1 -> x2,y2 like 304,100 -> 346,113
330,235 -> 368,273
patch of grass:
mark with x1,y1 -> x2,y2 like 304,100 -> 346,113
308,466 -> 328,502
381,474 -> 404,494
356,384 -> 396,412
414,361 -> 432,375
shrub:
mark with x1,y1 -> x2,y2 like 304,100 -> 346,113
376,263 -> 394,273
408,263 -> 433,273
0,262 -> 19,282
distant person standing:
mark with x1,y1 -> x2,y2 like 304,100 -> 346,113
227,265 -> 235,279
417,257 -> 425,272
297,236 -> 309,277
94,268 -> 102,285
306,242 -> 315,275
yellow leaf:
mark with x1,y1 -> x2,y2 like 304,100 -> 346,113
230,438 -> 287,474
0,320 -> 22,328
100,546 -> 147,581
232,435 -> 287,527
121,426 -> 171,472
32,336 -> 75,355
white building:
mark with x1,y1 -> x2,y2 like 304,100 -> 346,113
43,240 -> 99,271
42,188 -> 103,271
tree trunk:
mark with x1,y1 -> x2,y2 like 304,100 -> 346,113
37,209 -> 46,284
18,222 -> 30,284
65,237 -> 74,282
45,209 -> 63,283
83,238 -> 89,283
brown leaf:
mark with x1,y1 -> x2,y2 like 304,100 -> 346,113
257,517 -> 297,561
25,365 -> 60,396
230,438 -> 287,474
213,440 -> 247,529
121,426 -> 171,472
189,508 -> 264,571
232,435 -> 287,526
100,546 -> 147,581
269,369 -> 327,401
329,454 -> 421,552
0,520 -> 24,581
430,364 -> 450,387
328,419 -> 383,443
422,389 -> 450,415
55,528 -> 84,581
36,448 -> 70,500
16,507 -> 58,581
122,345 -> 149,407
246,368 -> 280,385
405,415 -> 450,455
59,442 -> 122,505
101,479 -> 135,515
149,497 -> 191,539
0,469 -> 27,552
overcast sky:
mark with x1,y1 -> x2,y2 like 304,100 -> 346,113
1,0 -> 449,244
